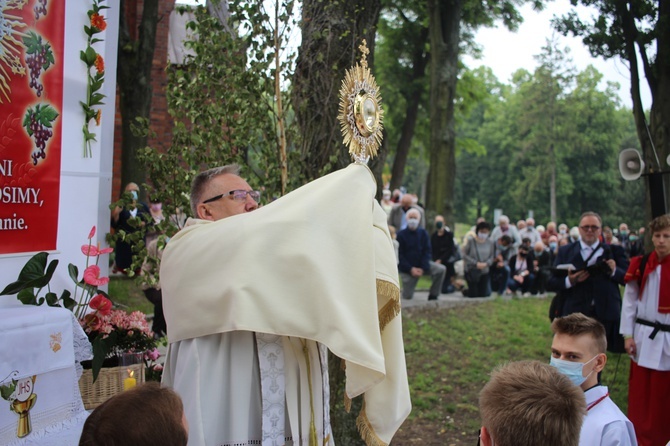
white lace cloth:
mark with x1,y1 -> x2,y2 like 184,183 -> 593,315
8,410 -> 89,446
0,306 -> 91,445
71,312 -> 93,379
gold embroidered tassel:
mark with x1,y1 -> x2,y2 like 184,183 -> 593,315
356,403 -> 388,446
376,279 -> 400,331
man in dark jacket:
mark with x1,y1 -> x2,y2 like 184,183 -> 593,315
398,209 -> 446,300
507,245 -> 535,295
547,212 -> 629,353
431,215 -> 457,293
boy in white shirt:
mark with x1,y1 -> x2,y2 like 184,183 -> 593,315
551,313 -> 637,446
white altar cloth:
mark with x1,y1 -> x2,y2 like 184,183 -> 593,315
0,305 -> 90,445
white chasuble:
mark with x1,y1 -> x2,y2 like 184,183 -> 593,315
162,163 -> 411,446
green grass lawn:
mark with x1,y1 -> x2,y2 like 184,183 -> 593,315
108,276 -> 153,315
110,277 -> 631,445
393,297 -> 630,445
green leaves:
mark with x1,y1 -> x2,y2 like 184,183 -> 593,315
22,104 -> 59,137
453,39 -> 643,226
91,332 -> 117,381
81,0 -> 107,157
0,382 -> 16,401
1,252 -> 83,310
0,252 -> 58,297
81,46 -> 97,66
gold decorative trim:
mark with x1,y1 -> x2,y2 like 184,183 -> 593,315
356,402 -> 388,446
338,39 -> 383,162
376,279 -> 400,331
344,393 -> 352,413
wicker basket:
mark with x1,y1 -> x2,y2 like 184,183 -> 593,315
78,363 -> 145,410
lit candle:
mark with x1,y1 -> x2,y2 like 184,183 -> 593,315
123,369 -> 136,390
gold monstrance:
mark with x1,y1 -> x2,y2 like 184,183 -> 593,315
338,39 -> 383,163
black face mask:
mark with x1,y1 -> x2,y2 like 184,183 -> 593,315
518,251 -> 527,257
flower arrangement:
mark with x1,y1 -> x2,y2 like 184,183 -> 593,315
81,308 -> 155,357
144,344 -> 164,382
81,0 -> 108,157
1,226 -> 156,381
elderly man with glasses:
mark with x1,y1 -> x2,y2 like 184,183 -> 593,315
161,165 -> 270,446
159,164 -> 411,446
547,211 -> 629,353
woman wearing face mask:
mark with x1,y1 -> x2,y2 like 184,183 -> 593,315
111,182 -> 151,273
507,245 -> 537,296
462,221 -> 495,297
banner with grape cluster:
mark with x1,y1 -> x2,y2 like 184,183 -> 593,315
0,0 -> 64,254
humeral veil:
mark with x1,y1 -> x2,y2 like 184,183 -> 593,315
161,163 -> 411,445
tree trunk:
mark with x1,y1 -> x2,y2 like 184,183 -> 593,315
649,0 -> 670,213
426,0 -> 461,228
615,1 -> 667,220
293,2 -> 382,440
292,0 -> 382,183
550,160 -> 557,222
273,0 -> 288,195
389,27 -> 429,192
117,0 -> 160,198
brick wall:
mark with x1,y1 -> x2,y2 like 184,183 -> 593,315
111,0 -> 176,201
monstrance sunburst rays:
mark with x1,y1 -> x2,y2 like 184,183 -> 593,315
0,0 -> 28,103
338,39 -> 383,163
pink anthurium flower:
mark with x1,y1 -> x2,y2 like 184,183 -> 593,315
81,244 -> 114,256
89,294 -> 112,316
88,226 -> 96,240
83,265 -> 110,287
81,245 -> 100,257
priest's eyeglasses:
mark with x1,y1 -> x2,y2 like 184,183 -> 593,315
579,225 -> 600,232
202,190 -> 261,204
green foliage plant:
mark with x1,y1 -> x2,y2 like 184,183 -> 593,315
109,1 -> 304,283
81,0 -> 109,157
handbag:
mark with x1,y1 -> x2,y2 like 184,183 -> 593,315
465,268 -> 482,282
465,241 -> 483,282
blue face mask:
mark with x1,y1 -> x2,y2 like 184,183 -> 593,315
549,242 -> 557,250
549,355 -> 597,386
130,190 -> 139,200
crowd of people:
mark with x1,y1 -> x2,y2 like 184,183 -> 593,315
383,189 -> 645,301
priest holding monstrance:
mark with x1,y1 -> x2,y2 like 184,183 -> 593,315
160,41 -> 411,446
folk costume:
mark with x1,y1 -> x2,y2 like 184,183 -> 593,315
621,252 -> 670,446
579,386 -> 637,446
161,164 -> 411,446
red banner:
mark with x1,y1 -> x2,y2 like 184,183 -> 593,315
0,0 -> 65,254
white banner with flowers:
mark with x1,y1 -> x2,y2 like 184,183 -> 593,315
0,1 -> 119,304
